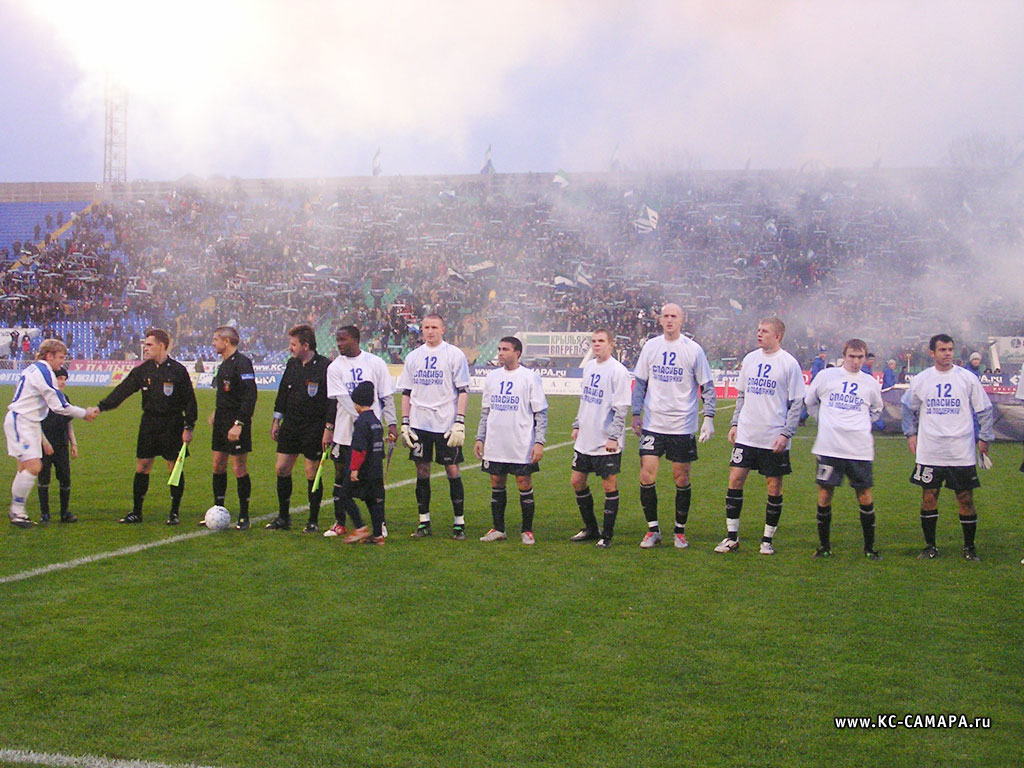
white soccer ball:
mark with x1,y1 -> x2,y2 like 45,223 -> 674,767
204,505 -> 232,531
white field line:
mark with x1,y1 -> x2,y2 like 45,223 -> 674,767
0,748 -> 218,768
0,440 -> 573,586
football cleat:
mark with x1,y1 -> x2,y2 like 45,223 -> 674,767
303,521 -> 319,534
961,546 -> 981,562
166,513 -> 180,526
570,528 -> 601,542
596,538 -> 612,548
480,528 -> 507,542
345,526 -> 370,544
323,523 -> 348,538
265,516 -> 290,530
674,533 -> 689,549
918,545 -> 940,559
9,515 -> 36,528
759,541 -> 775,555
521,531 -> 535,545
40,512 -> 51,523
411,524 -> 432,538
813,547 -> 832,559
234,518 -> 250,531
60,513 -> 78,523
864,549 -> 882,561
714,537 -> 739,553
452,525 -> 467,540
119,513 -> 143,524
365,535 -> 386,546
639,531 -> 662,549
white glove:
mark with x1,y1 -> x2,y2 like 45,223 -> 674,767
445,418 -> 466,448
401,421 -> 418,449
977,451 -> 993,470
697,417 -> 715,444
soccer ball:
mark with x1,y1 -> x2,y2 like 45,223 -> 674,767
204,505 -> 231,531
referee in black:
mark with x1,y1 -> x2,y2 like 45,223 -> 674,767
265,324 -> 332,532
98,328 -> 198,524
207,325 -> 258,530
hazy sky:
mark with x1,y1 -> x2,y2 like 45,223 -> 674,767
1,0 -> 1022,182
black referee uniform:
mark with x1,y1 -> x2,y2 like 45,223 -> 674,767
273,353 -> 332,525
98,357 -> 198,521
212,350 -> 258,522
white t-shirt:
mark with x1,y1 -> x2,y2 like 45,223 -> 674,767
902,365 -> 991,466
735,348 -> 805,449
326,350 -> 395,446
8,361 -> 87,422
574,356 -> 632,455
633,334 -> 713,435
804,366 -> 883,461
397,341 -> 471,434
481,365 -> 548,464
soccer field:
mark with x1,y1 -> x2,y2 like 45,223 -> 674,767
1,387 -> 1022,768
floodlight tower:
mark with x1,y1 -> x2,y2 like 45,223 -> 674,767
103,76 -> 128,186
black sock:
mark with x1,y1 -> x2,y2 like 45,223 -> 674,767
640,483 -> 659,531
763,494 -> 783,543
602,491 -> 620,539
212,472 -> 228,506
59,485 -> 71,517
369,498 -> 385,538
170,473 -> 184,516
332,482 -> 347,526
133,472 -> 150,515
859,503 -> 875,551
960,513 -> 977,548
307,479 -> 322,524
237,474 -> 251,520
921,508 -> 938,547
725,488 -> 743,541
520,488 -> 535,533
349,501 -> 364,530
276,475 -> 292,518
674,484 -> 691,534
38,481 -> 50,517
448,476 -> 464,521
415,477 -> 431,520
490,487 -> 507,532
816,504 -> 832,549
575,488 -> 598,532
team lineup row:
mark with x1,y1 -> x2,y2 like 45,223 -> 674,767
5,306 -> 1006,561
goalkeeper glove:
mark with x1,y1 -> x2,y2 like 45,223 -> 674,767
697,417 -> 715,443
400,417 -> 418,449
445,415 -> 466,448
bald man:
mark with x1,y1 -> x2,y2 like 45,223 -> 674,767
631,303 -> 716,549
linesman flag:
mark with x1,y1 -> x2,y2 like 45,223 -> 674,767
167,443 -> 187,486
311,447 -> 331,493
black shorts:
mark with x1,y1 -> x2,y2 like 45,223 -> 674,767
729,442 -> 792,476
480,459 -> 539,477
408,429 -> 463,466
277,418 -> 325,461
815,456 -> 873,490
571,450 -> 622,478
910,463 -> 980,492
212,414 -> 252,455
137,415 -> 186,461
351,476 -> 385,503
638,430 -> 698,463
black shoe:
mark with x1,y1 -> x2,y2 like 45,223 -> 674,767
40,511 -> 51,523
60,513 -> 78,523
303,521 -> 319,533
234,518 -> 250,531
119,513 -> 143,524
812,547 -> 832,559
918,545 -> 940,559
864,549 -> 882,561
265,516 -> 290,530
570,528 -> 601,542
452,525 -> 466,540
961,546 -> 981,562
166,513 -> 180,526
596,538 -> 612,548
411,524 -> 432,538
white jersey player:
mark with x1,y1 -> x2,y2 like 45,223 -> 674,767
803,339 -> 884,559
322,325 -> 397,539
569,330 -> 631,547
630,303 -> 716,550
901,333 -> 993,561
715,316 -> 805,555
5,339 -> 98,527
397,313 -> 471,539
474,337 -> 548,545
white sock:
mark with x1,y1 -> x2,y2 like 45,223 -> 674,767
11,469 -> 37,513
726,518 -> 740,533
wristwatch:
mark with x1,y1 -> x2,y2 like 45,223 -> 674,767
233,420 -> 244,427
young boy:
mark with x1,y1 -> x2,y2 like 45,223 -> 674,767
39,367 -> 79,523
345,381 -> 387,545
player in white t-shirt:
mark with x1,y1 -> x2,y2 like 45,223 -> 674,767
901,333 -> 993,561
714,317 -> 805,555
322,325 -> 397,539
474,337 -> 548,544
569,329 -> 632,547
397,314 -> 471,539
631,304 -> 716,550
5,339 -> 99,527
803,339 -> 884,559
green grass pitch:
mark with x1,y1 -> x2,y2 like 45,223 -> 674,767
1,387 -> 1022,767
